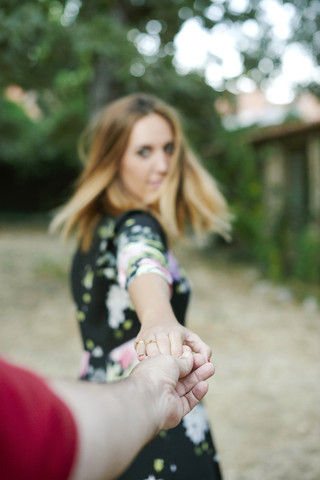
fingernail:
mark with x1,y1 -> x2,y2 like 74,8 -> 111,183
138,354 -> 145,360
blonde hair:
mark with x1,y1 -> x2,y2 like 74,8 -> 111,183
51,93 -> 231,250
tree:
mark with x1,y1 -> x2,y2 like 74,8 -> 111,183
0,0 -> 318,224
1,1 -> 319,114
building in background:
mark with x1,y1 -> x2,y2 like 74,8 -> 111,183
217,89 -> 320,276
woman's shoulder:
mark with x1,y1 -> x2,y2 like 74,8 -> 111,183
93,214 -> 117,242
115,209 -> 158,228
90,210 -> 160,245
115,209 -> 168,248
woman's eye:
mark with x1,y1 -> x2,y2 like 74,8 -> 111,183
164,143 -> 174,155
137,147 -> 151,158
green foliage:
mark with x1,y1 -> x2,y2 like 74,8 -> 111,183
0,1 -> 227,214
246,176 -> 320,284
0,97 -> 42,172
1,0 -> 319,285
209,127 -> 264,254
254,238 -> 287,282
293,227 -> 320,283
0,96 -> 82,211
0,2 -> 74,90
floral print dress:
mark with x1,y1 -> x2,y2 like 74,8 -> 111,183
71,210 -> 222,480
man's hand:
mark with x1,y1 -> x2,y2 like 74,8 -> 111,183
50,350 -> 214,480
130,350 -> 215,432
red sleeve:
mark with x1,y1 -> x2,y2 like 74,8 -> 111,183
0,357 -> 78,480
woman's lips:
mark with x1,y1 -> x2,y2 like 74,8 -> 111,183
149,180 -> 163,188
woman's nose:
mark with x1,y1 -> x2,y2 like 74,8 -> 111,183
155,151 -> 169,173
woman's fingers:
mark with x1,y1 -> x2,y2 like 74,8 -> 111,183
169,330 -> 184,358
185,331 -> 212,361
135,326 -> 186,359
134,339 -> 147,361
156,334 -> 171,355
135,327 -> 210,361
145,338 -> 160,357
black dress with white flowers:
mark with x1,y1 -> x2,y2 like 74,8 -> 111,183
71,210 -> 223,480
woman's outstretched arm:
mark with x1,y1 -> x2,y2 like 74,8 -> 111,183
129,273 -> 212,361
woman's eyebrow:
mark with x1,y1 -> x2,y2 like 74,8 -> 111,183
134,140 -> 173,149
135,143 -> 152,149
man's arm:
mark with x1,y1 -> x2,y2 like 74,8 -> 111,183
52,351 -> 214,480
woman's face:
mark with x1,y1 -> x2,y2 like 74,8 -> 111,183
120,113 -> 175,205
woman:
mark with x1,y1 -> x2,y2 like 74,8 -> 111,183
52,93 -> 231,479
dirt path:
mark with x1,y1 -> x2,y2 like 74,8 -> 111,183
0,223 -> 319,480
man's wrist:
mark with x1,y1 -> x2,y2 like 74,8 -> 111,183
125,374 -> 161,439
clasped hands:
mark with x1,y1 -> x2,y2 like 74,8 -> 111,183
131,321 -> 214,429
130,349 -> 215,431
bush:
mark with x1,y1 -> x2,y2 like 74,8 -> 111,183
208,127 -> 264,258
293,227 -> 320,283
0,96 -> 84,211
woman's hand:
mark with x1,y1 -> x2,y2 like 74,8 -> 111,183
134,319 -> 212,362
129,273 -> 212,362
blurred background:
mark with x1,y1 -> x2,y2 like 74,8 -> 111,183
1,0 -> 320,282
0,1 -> 319,479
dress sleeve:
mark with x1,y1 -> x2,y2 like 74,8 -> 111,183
115,210 -> 173,291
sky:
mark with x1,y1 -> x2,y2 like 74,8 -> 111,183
173,0 -> 319,104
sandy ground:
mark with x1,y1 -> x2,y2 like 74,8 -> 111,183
0,222 -> 319,480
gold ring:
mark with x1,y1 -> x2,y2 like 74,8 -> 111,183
146,339 -> 157,345
134,340 -> 145,350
